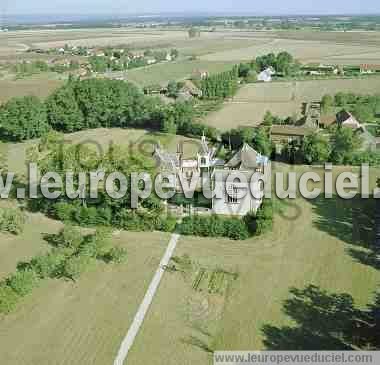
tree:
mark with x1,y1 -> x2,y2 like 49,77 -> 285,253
188,27 -> 200,38
331,127 -> 362,164
46,84 -> 84,132
276,51 -> 294,75
262,111 -> 274,127
252,127 -> 272,156
352,104 -> 374,123
0,96 -> 49,141
167,80 -> 179,98
302,133 -> 331,164
238,63 -> 251,78
321,94 -> 334,115
244,70 -> 258,83
170,49 -> 179,59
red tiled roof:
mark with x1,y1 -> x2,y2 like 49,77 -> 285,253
360,64 -> 380,71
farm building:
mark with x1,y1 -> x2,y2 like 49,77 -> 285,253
301,64 -> 339,76
257,67 -> 275,82
360,64 -> 380,74
192,69 -> 209,80
270,125 -> 314,145
336,110 -> 362,130
320,111 -> 362,130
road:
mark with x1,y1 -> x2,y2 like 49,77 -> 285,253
113,233 -> 180,365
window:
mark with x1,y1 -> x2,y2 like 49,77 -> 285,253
226,185 -> 239,204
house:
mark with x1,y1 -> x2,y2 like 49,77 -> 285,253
257,67 -> 275,82
192,69 -> 209,80
154,137 -> 269,216
270,125 -> 314,153
320,114 -> 337,129
146,57 -> 157,65
301,64 -> 339,76
178,80 -> 203,99
212,144 -> 269,216
336,110 -> 362,130
360,64 -> 380,74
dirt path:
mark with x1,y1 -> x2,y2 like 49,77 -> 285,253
113,233 -> 180,365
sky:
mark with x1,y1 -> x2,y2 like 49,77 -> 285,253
4,0 -> 380,16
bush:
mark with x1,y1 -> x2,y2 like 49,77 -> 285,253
30,250 -> 67,279
255,200 -> 273,235
6,269 -> 39,296
178,215 -> 250,240
59,225 -> 83,249
104,247 -> 128,264
0,283 -> 19,314
0,208 -> 26,235
63,255 -> 92,281
78,229 -> 112,258
156,215 -> 177,232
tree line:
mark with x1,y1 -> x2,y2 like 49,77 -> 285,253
200,66 -> 239,99
0,78 -> 217,142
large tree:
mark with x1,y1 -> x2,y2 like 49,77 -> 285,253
46,84 -> 84,132
302,133 -> 331,164
331,127 -> 362,164
0,96 -> 49,141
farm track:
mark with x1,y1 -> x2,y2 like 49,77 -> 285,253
113,233 -> 180,365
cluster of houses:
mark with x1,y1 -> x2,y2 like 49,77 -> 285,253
154,134 -> 270,216
256,63 -> 380,82
300,63 -> 380,76
270,105 -> 380,153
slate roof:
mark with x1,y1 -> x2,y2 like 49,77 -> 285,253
226,143 -> 268,170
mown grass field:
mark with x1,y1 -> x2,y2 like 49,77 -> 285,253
204,77 -> 380,130
0,224 -> 170,365
1,127 -> 201,177
127,164 -> 380,365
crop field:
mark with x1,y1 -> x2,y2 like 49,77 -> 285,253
199,30 -> 380,65
0,74 -> 64,104
0,29 -> 188,53
204,77 -> 380,130
127,164 -> 380,364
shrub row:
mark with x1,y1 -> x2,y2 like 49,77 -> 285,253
177,199 -> 274,240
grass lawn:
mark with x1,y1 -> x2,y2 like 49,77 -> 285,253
0,220 -> 171,365
127,165 -> 380,364
2,127 -> 201,177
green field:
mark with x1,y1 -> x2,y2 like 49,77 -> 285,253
126,60 -> 238,87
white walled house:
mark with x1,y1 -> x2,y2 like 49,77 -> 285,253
212,144 -> 269,216
257,67 -> 275,82
154,139 -> 270,217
